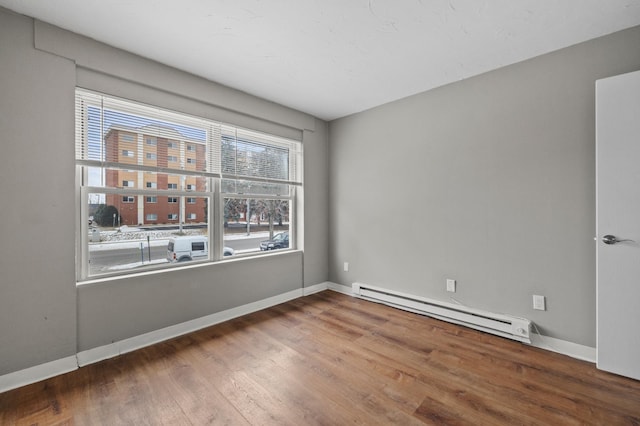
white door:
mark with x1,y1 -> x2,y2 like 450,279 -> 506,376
596,69 -> 640,381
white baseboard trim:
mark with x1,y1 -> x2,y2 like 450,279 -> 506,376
1,282 -> 596,393
303,281 -> 331,295
322,281 -> 596,363
326,282 -> 353,295
77,287 -> 304,367
0,356 -> 78,394
529,333 -> 596,363
75,342 -> 120,367
4,286 -> 313,391
77,283 -> 346,367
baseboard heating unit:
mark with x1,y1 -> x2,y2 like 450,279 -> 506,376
352,282 -> 531,344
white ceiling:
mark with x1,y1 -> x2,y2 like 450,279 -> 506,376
2,1 -> 640,121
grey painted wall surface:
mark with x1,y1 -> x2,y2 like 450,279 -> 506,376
302,122 -> 330,286
77,253 -> 303,351
0,9 -> 77,375
0,8 -> 328,375
329,25 -> 640,347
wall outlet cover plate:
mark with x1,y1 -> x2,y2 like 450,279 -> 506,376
533,295 -> 546,311
446,279 -> 456,292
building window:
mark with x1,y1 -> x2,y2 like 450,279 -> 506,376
122,150 -> 134,157
75,89 -> 302,280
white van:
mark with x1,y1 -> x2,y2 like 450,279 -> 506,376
167,235 -> 234,262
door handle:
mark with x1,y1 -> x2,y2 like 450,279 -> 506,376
602,234 -> 635,245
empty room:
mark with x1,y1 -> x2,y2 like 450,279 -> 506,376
1,1 -> 640,424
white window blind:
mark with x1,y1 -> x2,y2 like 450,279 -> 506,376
221,126 -> 302,196
75,89 -> 302,189
75,89 -> 216,182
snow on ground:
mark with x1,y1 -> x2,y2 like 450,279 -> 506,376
108,258 -> 170,270
89,229 -> 270,251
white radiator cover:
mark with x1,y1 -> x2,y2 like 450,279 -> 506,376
352,282 -> 531,344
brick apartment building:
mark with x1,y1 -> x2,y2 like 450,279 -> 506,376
104,124 -> 207,226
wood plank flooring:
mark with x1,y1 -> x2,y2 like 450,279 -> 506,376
2,290 -> 640,425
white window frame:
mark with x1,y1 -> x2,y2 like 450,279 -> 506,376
75,88 -> 302,282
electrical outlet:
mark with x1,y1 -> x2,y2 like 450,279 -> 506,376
533,295 -> 546,311
343,262 -> 349,272
446,279 -> 456,293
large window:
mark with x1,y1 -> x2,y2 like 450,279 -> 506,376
76,89 -> 302,280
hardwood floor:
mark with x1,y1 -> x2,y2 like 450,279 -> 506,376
2,290 -> 640,425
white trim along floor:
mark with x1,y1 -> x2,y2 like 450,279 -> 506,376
0,282 -> 595,393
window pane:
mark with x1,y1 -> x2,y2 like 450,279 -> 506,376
91,169 -> 210,192
222,179 -> 289,196
223,198 -> 290,255
77,94 -> 210,174
87,192 -> 211,276
221,135 -> 290,181
77,89 -> 301,281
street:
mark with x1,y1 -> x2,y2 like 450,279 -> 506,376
89,235 -> 266,275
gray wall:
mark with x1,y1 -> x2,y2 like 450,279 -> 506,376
302,122 -> 330,286
0,7 -> 328,375
0,8 -> 77,376
329,25 -> 640,347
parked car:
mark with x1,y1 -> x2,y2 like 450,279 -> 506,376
259,232 -> 289,251
167,235 -> 234,262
